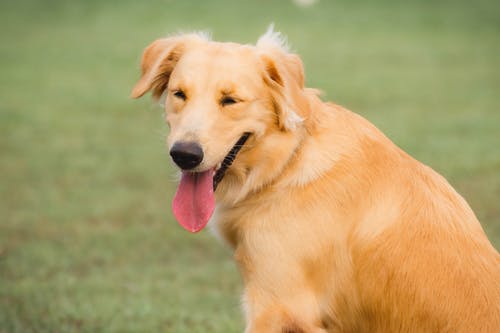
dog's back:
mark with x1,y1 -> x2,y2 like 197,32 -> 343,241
346,115 -> 500,331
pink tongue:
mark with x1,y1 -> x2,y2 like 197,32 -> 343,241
172,170 -> 216,233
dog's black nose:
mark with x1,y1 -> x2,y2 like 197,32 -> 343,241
169,141 -> 204,170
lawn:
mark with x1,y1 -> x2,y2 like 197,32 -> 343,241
1,0 -> 499,332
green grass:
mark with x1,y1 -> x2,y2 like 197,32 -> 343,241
1,0 -> 499,331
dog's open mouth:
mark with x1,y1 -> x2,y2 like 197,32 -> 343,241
213,132 -> 251,191
172,133 -> 251,233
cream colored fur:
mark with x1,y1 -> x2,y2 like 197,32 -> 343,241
131,29 -> 500,333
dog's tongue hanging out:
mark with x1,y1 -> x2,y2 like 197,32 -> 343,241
172,170 -> 216,233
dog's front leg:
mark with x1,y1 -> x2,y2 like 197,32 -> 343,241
242,289 -> 328,333
245,313 -> 328,333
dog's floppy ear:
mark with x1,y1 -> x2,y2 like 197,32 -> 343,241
131,33 -> 207,100
257,27 -> 307,131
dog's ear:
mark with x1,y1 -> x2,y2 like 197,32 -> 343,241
131,34 -> 207,100
257,28 -> 307,131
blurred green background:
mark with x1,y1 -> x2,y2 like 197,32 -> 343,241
1,0 -> 499,332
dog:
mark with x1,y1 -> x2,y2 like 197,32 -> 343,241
131,28 -> 500,332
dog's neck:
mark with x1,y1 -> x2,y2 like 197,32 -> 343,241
212,99 -> 360,247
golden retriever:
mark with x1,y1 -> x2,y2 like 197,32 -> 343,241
131,28 -> 500,332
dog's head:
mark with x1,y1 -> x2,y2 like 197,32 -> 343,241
131,27 -> 311,232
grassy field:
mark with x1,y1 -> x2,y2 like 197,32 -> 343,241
1,0 -> 499,332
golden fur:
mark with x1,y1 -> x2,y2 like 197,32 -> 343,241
131,29 -> 500,332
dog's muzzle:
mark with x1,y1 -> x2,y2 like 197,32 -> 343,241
169,133 -> 251,190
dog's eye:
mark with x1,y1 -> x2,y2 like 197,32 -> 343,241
173,90 -> 186,100
220,96 -> 237,106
